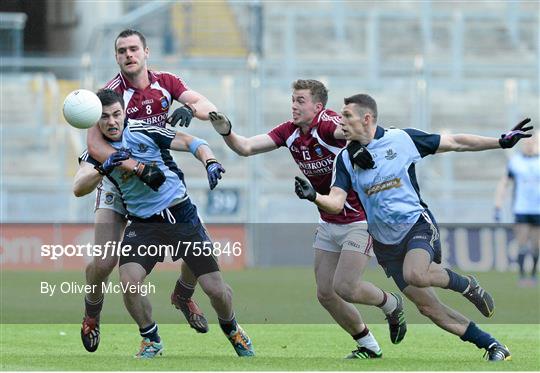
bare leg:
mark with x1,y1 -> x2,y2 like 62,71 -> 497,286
402,285 -> 469,336
333,249 -> 385,306
119,262 -> 153,328
314,249 -> 366,335
85,209 -> 125,304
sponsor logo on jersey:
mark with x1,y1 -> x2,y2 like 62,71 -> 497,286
126,106 -> 139,115
138,143 -> 148,153
385,149 -> 397,160
160,96 -> 169,111
126,230 -> 137,238
141,99 -> 154,105
364,177 -> 402,196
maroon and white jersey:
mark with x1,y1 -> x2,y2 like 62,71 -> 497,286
268,109 -> 366,224
104,70 -> 189,127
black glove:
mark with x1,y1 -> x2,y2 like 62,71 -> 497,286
499,118 -> 533,149
295,176 -> 316,202
167,105 -> 194,127
134,162 -> 166,191
95,149 -> 130,175
209,111 -> 232,136
347,141 -> 375,170
206,159 -> 226,190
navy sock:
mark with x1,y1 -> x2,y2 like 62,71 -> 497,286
219,314 -> 237,335
532,255 -> 539,278
140,322 -> 160,343
445,268 -> 470,293
460,321 -> 497,349
173,279 -> 194,300
84,296 -> 103,319
517,253 -> 527,278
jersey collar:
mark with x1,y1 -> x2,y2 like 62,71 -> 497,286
308,109 -> 326,130
374,126 -> 385,139
119,70 -> 156,90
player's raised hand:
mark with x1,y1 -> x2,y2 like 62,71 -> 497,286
205,159 -> 226,190
295,176 -> 316,202
209,111 -> 232,136
347,141 -> 375,170
499,118 -> 533,148
134,162 -> 166,191
167,105 -> 194,127
96,149 -> 130,175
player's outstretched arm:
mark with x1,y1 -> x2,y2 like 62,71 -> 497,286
87,125 -> 138,171
171,132 -> 225,190
294,177 -> 347,214
437,118 -> 533,153
168,91 -> 216,127
209,111 -> 277,156
73,162 -> 102,197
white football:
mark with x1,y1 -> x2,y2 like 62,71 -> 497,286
62,89 -> 102,129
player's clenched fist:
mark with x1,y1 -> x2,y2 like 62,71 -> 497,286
205,159 -> 226,190
295,176 -> 316,202
209,111 -> 232,136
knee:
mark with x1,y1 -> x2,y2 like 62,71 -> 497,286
404,270 -> 430,288
87,258 -> 117,280
119,270 -> 142,289
317,286 -> 338,307
333,281 -> 357,303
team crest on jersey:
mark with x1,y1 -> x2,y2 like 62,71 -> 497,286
160,96 -> 169,111
138,143 -> 149,153
314,144 -> 323,157
104,192 -> 114,205
385,149 -> 397,160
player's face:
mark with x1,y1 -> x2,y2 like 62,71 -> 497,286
340,104 -> 372,142
115,35 -> 149,77
98,102 -> 125,141
291,89 -> 323,126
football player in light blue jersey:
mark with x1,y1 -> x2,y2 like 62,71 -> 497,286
74,89 -> 254,358
495,134 -> 540,286
296,93 -> 533,362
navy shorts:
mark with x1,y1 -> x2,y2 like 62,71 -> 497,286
515,214 -> 540,226
120,199 -> 220,276
372,210 -> 441,291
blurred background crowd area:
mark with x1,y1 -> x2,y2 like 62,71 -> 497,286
1,0 -> 539,224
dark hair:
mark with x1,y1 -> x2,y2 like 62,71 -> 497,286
344,94 -> 378,120
292,79 -> 328,107
115,29 -> 147,50
97,89 -> 124,109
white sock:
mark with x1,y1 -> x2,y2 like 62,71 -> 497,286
357,331 -> 381,352
380,292 -> 398,315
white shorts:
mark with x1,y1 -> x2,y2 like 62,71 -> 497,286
94,177 -> 127,216
314,221 -> 373,256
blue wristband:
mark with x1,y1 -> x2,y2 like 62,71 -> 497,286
188,138 -> 208,155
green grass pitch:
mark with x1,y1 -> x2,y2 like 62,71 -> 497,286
1,268 -> 539,370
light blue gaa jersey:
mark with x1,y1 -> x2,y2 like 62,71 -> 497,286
508,152 -> 540,215
332,126 -> 440,244
83,120 -> 186,218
